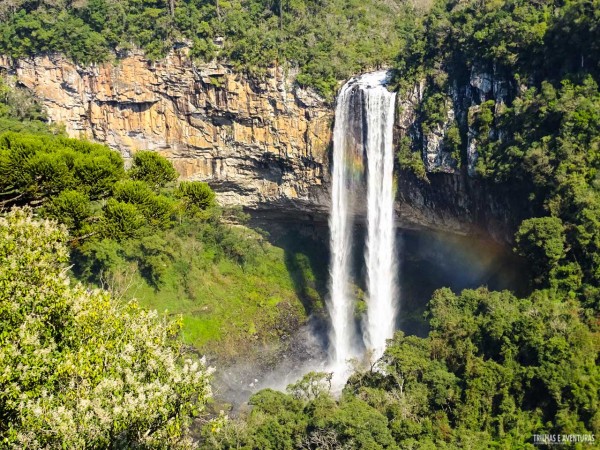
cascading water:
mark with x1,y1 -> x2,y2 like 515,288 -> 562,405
363,75 -> 398,360
328,71 -> 398,374
328,80 -> 361,371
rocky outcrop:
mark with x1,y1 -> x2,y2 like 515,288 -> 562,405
395,170 -> 530,243
393,66 -> 529,241
397,65 -> 514,176
0,51 -> 332,214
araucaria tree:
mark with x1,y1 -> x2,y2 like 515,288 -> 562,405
0,208 -> 212,448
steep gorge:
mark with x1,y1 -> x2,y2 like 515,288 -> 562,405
0,49 -> 527,240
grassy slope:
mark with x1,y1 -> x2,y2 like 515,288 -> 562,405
107,224 -> 321,363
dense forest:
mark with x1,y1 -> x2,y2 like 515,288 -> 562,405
0,0 -> 422,98
1,0 -> 599,448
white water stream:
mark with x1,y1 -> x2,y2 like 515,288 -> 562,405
328,71 -> 398,375
363,73 -> 398,360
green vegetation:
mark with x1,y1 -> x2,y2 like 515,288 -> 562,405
0,76 -> 59,134
393,0 -> 600,307
129,150 -> 179,188
397,136 -> 427,181
176,180 -> 217,216
394,0 -> 600,178
207,1 -> 600,448
392,0 -> 600,87
0,130 -> 320,360
514,216 -> 566,286
204,287 -> 598,449
1,1 -> 600,447
0,208 -> 211,448
75,222 -> 310,359
0,133 -> 124,205
0,0 -> 419,98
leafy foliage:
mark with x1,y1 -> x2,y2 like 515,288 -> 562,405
208,287 -> 598,449
0,0 -> 418,98
43,189 -> 93,231
397,136 -> 427,181
0,130 -> 319,360
0,208 -> 212,448
515,216 -> 566,285
392,0 -> 600,302
0,132 -> 124,206
129,150 -> 179,189
176,181 -> 217,216
71,218 -> 316,359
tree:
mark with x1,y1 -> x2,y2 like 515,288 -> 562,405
0,132 -> 124,206
113,179 -> 175,229
176,181 -> 216,215
43,189 -> 93,233
73,150 -> 125,199
0,208 -> 212,448
287,371 -> 332,401
129,151 -> 179,189
514,216 -> 566,285
102,198 -> 147,240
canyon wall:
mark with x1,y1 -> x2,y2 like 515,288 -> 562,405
0,51 -> 526,239
394,66 -> 530,241
0,50 -> 332,216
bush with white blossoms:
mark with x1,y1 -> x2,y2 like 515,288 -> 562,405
0,208 -> 213,448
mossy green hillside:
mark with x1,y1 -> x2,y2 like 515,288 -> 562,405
94,223 -> 321,360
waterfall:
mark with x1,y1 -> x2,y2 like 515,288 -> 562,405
328,71 -> 398,372
363,74 -> 398,360
328,80 -> 361,369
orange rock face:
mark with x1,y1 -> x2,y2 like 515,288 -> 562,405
0,51 -> 333,211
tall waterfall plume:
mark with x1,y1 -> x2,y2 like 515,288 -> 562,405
328,79 -> 361,369
363,73 -> 398,360
328,71 -> 398,371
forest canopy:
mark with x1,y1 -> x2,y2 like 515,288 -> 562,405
0,0 -> 419,98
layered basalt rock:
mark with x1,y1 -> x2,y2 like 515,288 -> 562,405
0,51 -> 333,214
0,52 -> 527,240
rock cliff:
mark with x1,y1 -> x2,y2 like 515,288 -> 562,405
0,52 -> 526,240
0,50 -> 332,215
393,66 -> 529,241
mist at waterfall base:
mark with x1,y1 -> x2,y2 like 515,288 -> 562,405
213,221 -> 528,408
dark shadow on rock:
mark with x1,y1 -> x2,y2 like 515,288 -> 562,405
397,229 -> 531,338
246,210 -> 530,345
